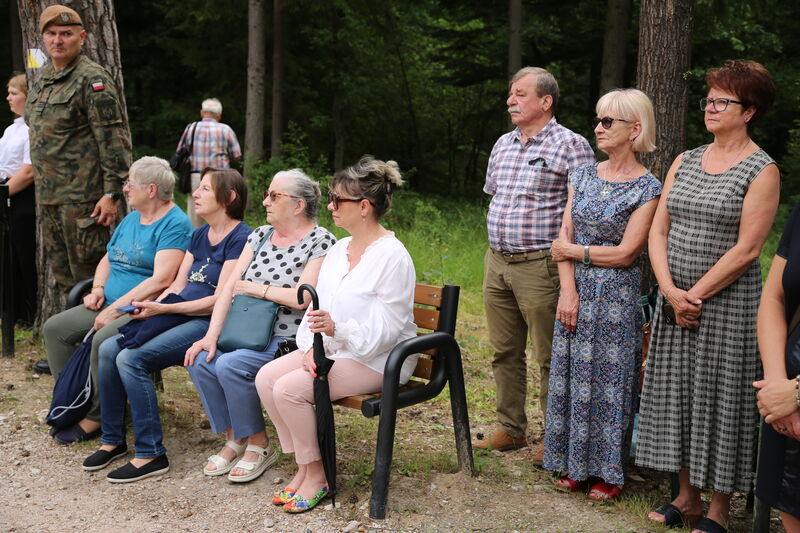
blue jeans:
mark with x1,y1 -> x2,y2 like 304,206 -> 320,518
98,318 -> 210,457
185,336 -> 286,440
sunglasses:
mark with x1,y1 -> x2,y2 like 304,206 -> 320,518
699,97 -> 745,112
264,190 -> 298,202
592,116 -> 631,129
328,192 -> 365,210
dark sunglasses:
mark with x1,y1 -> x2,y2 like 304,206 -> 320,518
592,116 -> 631,129
328,192 -> 365,210
699,97 -> 745,112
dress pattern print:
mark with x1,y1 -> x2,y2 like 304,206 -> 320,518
543,163 -> 661,485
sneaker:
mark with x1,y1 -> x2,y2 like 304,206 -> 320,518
106,454 -> 169,483
473,428 -> 527,452
83,444 -> 128,471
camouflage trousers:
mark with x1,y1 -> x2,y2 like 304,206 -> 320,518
40,202 -> 110,292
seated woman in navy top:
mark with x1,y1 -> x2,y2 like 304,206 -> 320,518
82,168 -> 251,483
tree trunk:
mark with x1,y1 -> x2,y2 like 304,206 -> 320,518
635,0 -> 693,182
270,0 -> 284,159
599,0 -> 631,95
9,0 -> 24,72
245,0 -> 267,176
507,0 -> 522,78
17,0 -> 128,333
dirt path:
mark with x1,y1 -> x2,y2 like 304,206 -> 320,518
0,339 -> 776,532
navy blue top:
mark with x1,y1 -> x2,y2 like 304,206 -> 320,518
178,221 -> 251,301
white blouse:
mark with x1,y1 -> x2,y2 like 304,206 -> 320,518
295,232 -> 418,383
0,117 -> 31,179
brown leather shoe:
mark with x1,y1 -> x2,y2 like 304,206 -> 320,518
474,429 -> 527,452
531,441 -> 544,467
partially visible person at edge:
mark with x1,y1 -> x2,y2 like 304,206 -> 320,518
256,156 -> 416,513
81,168 -> 251,483
184,169 -> 335,484
543,89 -> 661,502
176,98 -> 241,228
752,202 -> 800,533
637,60 -> 779,533
43,157 -> 193,445
478,66 -> 595,464
1,73 -> 36,325
26,5 -> 131,294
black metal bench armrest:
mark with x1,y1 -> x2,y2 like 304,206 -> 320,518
67,278 -> 95,309
361,331 -> 460,418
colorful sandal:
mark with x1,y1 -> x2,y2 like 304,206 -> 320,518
272,487 -> 297,505
554,475 -> 588,492
588,480 -> 622,502
283,485 -> 329,513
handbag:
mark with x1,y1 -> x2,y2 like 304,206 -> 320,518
217,228 -> 281,353
169,122 -> 198,194
46,330 -> 94,429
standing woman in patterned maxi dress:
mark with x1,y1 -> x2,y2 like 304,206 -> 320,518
542,88 -> 661,501
637,60 -> 780,533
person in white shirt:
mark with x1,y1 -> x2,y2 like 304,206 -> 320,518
0,73 -> 36,324
256,156 -> 416,514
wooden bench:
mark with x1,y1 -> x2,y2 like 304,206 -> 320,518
334,283 -> 475,519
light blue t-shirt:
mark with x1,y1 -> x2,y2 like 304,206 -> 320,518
104,205 -> 194,303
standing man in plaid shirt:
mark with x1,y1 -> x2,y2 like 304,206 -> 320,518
477,67 -> 594,465
177,98 -> 241,227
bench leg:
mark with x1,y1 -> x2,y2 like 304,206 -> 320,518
369,404 -> 398,520
446,347 -> 475,476
751,495 -> 771,533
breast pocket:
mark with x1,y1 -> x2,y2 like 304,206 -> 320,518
45,87 -> 82,133
523,158 -> 567,196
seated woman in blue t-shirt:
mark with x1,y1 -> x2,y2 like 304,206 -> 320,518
44,156 -> 194,445
82,168 -> 252,483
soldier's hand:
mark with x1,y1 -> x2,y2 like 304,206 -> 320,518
92,195 -> 118,227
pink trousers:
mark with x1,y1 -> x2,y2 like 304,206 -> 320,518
255,349 -> 384,464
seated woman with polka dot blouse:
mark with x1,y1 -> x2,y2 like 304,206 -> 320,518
185,169 -> 335,484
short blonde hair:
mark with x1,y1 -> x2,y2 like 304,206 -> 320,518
596,88 -> 656,153
7,74 -> 27,95
129,156 -> 175,201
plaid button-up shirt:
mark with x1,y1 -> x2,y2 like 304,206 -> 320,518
177,117 -> 242,171
484,118 -> 594,253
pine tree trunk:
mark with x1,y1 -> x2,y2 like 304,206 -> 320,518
599,0 -> 631,95
17,0 -> 127,334
245,0 -> 266,176
270,0 -> 284,159
507,0 -> 522,78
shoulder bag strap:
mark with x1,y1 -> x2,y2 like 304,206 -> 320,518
240,227 -> 275,281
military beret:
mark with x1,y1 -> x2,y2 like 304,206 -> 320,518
39,5 -> 83,34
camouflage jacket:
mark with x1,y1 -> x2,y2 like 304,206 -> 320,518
26,54 -> 131,205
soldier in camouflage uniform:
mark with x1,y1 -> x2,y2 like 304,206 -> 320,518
26,5 -> 131,291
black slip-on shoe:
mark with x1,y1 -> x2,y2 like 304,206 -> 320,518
83,444 -> 128,471
106,454 -> 169,483
53,424 -> 101,445
34,360 -> 51,375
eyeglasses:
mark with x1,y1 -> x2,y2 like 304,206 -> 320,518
700,97 -> 745,112
328,192 -> 365,210
264,190 -> 298,202
123,179 -> 144,188
592,116 -> 631,129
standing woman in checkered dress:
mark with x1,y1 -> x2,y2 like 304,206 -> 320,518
637,60 -> 779,533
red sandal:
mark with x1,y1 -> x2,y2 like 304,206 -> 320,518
588,480 -> 622,502
555,475 -> 588,492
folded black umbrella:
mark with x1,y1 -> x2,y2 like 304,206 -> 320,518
116,293 -> 196,349
298,283 -> 337,504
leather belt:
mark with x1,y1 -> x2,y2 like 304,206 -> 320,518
491,248 -> 550,263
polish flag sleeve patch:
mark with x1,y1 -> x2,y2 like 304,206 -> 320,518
91,81 -> 105,92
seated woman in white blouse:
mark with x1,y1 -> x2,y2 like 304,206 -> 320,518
255,156 -> 416,514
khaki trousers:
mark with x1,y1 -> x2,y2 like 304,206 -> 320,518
483,247 -> 560,439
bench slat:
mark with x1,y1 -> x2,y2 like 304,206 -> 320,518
413,307 -> 439,331
334,379 -> 427,410
412,357 -> 433,379
414,284 -> 443,307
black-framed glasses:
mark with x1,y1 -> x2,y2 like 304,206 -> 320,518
264,190 -> 298,202
328,192 -> 365,210
592,116 -> 631,129
700,97 -> 745,112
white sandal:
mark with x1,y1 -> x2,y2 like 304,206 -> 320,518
203,440 -> 246,476
227,444 -> 278,483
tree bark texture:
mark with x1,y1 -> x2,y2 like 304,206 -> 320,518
507,0 -> 522,79
17,0 -> 128,333
635,0 -> 694,182
599,0 -> 631,95
270,0 -> 284,159
245,0 -> 267,176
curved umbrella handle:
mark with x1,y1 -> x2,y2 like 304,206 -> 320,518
297,284 -> 319,311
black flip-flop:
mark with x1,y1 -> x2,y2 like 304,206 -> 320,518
652,504 -> 686,528
695,517 -> 727,533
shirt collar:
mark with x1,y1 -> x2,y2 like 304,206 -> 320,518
513,116 -> 558,144
42,54 -> 84,82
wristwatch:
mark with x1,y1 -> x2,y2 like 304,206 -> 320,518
582,245 -> 591,265
104,192 -> 122,201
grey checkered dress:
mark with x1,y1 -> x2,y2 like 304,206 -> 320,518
636,145 -> 775,493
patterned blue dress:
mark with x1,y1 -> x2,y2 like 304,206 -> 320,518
543,163 -> 662,485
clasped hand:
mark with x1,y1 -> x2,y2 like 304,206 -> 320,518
754,377 -> 800,439
666,287 -> 703,328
